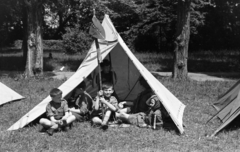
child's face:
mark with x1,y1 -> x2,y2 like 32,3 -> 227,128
103,87 -> 114,98
51,94 -> 62,103
102,65 -> 110,73
146,98 -> 156,107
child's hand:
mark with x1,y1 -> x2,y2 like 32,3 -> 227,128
97,90 -> 103,97
99,97 -> 106,104
118,102 -> 126,109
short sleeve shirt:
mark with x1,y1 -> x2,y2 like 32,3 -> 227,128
46,99 -> 68,120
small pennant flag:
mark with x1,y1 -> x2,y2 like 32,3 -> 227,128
89,16 -> 105,40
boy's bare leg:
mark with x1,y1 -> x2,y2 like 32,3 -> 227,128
115,111 -> 130,122
65,115 -> 76,124
39,118 -> 58,129
39,118 -> 59,136
118,108 -> 128,113
102,110 -> 111,125
92,117 -> 103,125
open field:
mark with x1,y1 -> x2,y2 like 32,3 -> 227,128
1,49 -> 240,151
1,77 -> 240,151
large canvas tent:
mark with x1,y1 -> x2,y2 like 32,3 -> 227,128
0,82 -> 24,106
207,80 -> 240,136
8,15 -> 186,134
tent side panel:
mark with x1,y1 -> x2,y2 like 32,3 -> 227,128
0,82 -> 24,106
211,108 -> 240,136
117,34 -> 186,134
109,43 -> 142,101
213,80 -> 240,111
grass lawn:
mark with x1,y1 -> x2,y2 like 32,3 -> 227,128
1,49 -> 240,151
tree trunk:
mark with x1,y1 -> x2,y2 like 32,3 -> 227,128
22,5 -> 28,68
172,0 -> 191,79
23,0 -> 43,77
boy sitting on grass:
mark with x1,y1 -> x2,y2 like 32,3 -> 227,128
67,81 -> 93,122
116,94 -> 170,129
91,82 -> 119,130
95,59 -> 119,101
39,88 -> 71,136
116,77 -> 171,129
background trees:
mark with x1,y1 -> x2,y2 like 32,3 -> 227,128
0,0 -> 240,78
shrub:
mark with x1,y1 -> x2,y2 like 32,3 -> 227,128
62,27 -> 92,54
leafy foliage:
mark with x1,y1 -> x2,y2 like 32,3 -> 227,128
0,0 -> 23,47
190,0 -> 240,50
1,0 -> 240,52
62,26 -> 92,54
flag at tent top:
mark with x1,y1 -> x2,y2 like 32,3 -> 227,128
89,15 -> 106,40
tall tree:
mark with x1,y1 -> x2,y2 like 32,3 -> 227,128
172,0 -> 191,79
172,0 -> 210,79
23,0 -> 44,77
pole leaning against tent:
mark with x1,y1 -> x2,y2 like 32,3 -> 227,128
89,9 -> 106,89
89,9 -> 106,120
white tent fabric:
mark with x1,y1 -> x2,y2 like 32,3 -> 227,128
208,79 -> 240,136
0,82 -> 24,106
8,15 -> 186,134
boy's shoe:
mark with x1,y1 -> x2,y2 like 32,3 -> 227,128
67,123 -> 73,130
61,126 -> 68,132
101,124 -> 108,131
46,128 -> 55,136
62,120 -> 67,127
138,123 -> 148,128
119,123 -> 131,128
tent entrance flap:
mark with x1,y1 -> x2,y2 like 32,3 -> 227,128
86,45 -> 143,101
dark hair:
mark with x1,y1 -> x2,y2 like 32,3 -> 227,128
76,81 -> 86,90
100,59 -> 110,67
50,88 -> 62,97
102,82 -> 113,90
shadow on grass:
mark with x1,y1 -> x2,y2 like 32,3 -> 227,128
0,56 -> 56,71
220,116 -> 240,133
0,56 -> 25,71
0,48 -> 22,53
0,56 -> 84,72
0,48 -> 63,53
188,59 -> 240,73
162,118 -> 181,135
